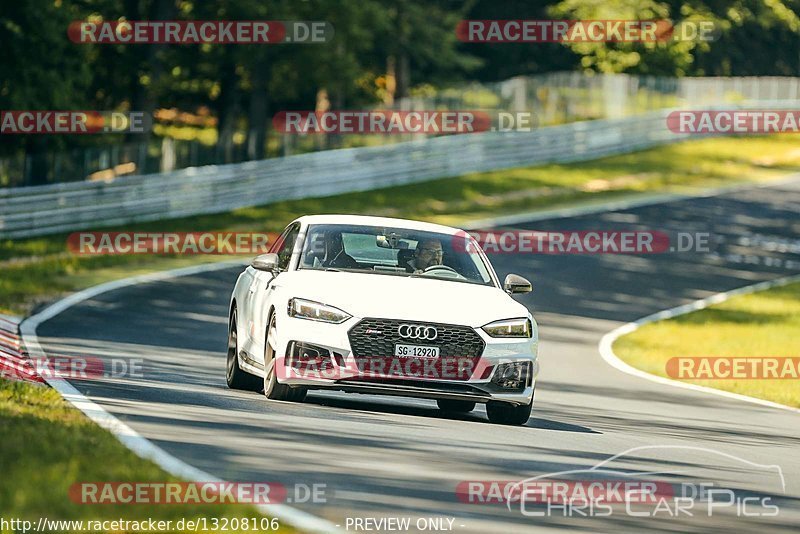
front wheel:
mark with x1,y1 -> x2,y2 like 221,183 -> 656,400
486,400 -> 532,426
263,313 -> 307,402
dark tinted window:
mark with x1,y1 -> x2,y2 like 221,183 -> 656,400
273,223 -> 300,270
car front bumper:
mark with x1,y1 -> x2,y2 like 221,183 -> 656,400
274,314 -> 539,406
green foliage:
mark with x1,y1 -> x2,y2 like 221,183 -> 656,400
0,0 -> 94,161
4,0 -> 800,181
1,0 -> 482,172
546,0 -> 800,75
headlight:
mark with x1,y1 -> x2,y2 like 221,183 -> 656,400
482,318 -> 532,338
288,298 -> 351,324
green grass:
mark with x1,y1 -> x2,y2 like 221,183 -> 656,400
613,282 -> 800,407
0,380 -> 292,533
4,134 -> 800,317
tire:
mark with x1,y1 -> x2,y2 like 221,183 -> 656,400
226,309 -> 261,391
486,400 -> 532,426
263,313 -> 307,402
437,399 -> 476,413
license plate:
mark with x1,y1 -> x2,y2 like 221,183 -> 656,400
394,344 -> 440,358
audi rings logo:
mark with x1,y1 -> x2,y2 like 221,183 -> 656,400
398,324 -> 438,340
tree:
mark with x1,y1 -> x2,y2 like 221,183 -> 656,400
0,0 -> 93,184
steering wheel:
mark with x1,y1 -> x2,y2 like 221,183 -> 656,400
423,264 -> 458,274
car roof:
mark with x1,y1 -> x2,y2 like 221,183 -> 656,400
292,214 -> 466,236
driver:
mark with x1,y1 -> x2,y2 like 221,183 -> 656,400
406,238 -> 444,273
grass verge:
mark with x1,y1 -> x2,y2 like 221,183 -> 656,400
613,282 -> 800,408
4,135 -> 800,317
0,379 -> 292,533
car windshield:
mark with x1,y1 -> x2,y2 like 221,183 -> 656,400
299,224 -> 495,286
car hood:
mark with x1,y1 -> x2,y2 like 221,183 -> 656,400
276,269 -> 530,327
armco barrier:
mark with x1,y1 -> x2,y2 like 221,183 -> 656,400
0,314 -> 43,383
1,110 -> 690,239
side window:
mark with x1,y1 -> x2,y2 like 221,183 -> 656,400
273,223 -> 300,270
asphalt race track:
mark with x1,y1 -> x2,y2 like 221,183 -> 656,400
35,179 -> 800,533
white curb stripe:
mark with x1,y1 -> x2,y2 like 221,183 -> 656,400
599,274 -> 800,415
20,260 -> 343,534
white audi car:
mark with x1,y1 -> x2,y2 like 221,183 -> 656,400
226,215 -> 538,425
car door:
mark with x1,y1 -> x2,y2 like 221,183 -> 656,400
243,222 -> 301,362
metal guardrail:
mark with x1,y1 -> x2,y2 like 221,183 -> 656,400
1,110 -> 688,239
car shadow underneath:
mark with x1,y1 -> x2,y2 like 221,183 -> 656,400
303,392 -> 599,433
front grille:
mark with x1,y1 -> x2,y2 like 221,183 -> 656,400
348,318 -> 485,359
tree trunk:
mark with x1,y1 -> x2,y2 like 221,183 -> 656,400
216,54 -> 239,164
246,56 -> 270,161
396,50 -> 410,101
395,0 -> 411,101
25,137 -> 49,186
127,0 -> 173,147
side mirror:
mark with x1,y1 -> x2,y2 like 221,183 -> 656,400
504,273 -> 532,294
251,253 -> 280,272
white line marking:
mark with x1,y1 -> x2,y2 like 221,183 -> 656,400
20,259 -> 343,533
599,274 -> 800,414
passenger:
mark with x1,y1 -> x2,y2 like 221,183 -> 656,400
321,231 -> 359,269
